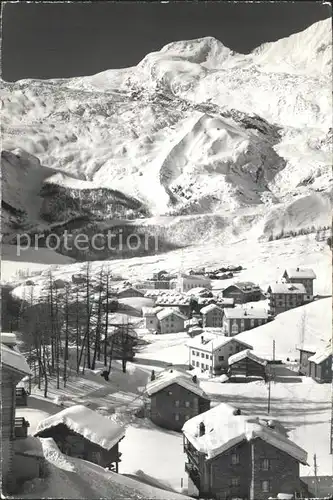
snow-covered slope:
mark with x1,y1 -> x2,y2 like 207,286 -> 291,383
1,19 -> 332,243
15,437 -> 191,499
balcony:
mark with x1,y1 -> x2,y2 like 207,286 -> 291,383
185,462 -> 201,490
14,417 -> 30,438
184,441 -> 199,465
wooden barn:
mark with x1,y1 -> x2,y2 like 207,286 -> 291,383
34,405 -> 125,472
308,345 -> 332,383
145,369 -> 210,431
228,349 -> 267,380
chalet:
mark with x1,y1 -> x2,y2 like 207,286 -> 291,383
102,327 -> 138,361
200,304 -> 224,328
156,308 -> 187,334
223,307 -> 269,336
228,349 -> 268,380
267,283 -> 311,316
53,279 -> 68,289
146,369 -> 210,431
222,282 -> 262,304
71,273 -> 87,285
1,333 -> 34,493
182,403 -> 308,500
282,267 -> 316,296
142,306 -> 163,331
188,333 -> 253,374
34,405 -> 125,472
170,274 -> 212,293
308,344 -> 332,383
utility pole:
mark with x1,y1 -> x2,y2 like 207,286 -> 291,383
272,340 -> 276,362
267,375 -> 271,414
313,454 -> 318,498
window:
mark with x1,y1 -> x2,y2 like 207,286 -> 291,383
201,363 -> 205,370
168,391 -> 173,395
206,364 -> 209,370
201,353 -> 204,358
185,401 -> 190,408
258,319 -> 262,325
150,320 -> 154,324
261,480 -> 270,492
191,361 -> 195,367
209,355 -> 212,360
250,319 -> 255,327
261,458 -> 270,470
196,361 -> 199,367
175,400 -> 180,407
175,413 -> 179,421
231,476 -> 240,487
206,354 -> 209,359
192,350 -> 195,356
231,453 -> 239,465
185,415 -> 190,421
218,355 -> 224,361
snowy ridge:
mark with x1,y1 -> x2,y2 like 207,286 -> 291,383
1,19 -> 332,241
35,405 -> 125,451
182,402 -> 308,464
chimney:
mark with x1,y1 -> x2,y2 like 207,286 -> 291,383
192,375 -> 197,384
201,336 -> 204,344
244,311 -> 247,316
296,267 -> 299,271
199,422 -> 205,436
233,408 -> 241,416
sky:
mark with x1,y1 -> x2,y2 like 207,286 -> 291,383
1,1 -> 331,81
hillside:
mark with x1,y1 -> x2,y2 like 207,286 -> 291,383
1,19 -> 332,249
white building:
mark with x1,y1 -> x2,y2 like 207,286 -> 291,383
187,332 -> 253,374
170,274 -> 212,293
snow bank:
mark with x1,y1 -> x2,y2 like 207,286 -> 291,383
16,437 -> 192,499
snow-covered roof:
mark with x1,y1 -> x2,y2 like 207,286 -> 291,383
308,345 -> 332,364
228,349 -> 267,366
186,287 -> 211,296
146,370 -> 208,399
1,343 -> 31,376
156,308 -> 187,321
188,333 -> 252,352
268,283 -> 307,294
142,306 -> 163,317
224,307 -> 268,319
180,274 -> 211,282
34,405 -> 125,450
215,297 -> 235,305
284,268 -> 316,280
1,332 -> 17,346
200,303 -> 224,314
223,282 -> 261,293
182,403 -> 308,464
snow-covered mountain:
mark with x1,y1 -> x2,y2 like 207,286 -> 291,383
1,19 -> 332,248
